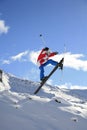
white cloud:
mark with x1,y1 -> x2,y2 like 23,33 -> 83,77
59,83 -> 87,89
2,50 -> 29,64
2,60 -> 11,64
62,52 -> 87,71
29,50 -> 87,72
0,20 -> 9,34
29,50 -> 40,65
2,50 -> 87,73
11,51 -> 29,61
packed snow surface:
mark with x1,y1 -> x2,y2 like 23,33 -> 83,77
0,72 -> 87,130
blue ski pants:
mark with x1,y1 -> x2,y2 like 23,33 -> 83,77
39,59 -> 58,80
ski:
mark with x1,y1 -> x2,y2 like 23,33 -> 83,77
34,58 -> 64,94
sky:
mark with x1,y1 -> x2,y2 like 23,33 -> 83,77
0,0 -> 87,89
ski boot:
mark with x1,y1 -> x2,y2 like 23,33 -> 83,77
58,58 -> 64,70
41,76 -> 48,82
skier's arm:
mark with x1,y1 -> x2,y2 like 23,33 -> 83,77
49,52 -> 58,57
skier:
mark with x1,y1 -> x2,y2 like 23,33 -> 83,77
37,47 -> 63,81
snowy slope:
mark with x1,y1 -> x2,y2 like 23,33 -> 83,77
0,71 -> 87,130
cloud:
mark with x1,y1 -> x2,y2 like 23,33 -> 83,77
29,50 -> 87,72
59,83 -> 87,89
29,50 -> 40,65
2,50 -> 29,64
2,60 -> 11,64
11,51 -> 29,61
0,20 -> 10,34
2,50 -> 87,72
62,52 -> 87,71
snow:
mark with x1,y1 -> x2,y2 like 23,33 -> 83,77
0,71 -> 87,130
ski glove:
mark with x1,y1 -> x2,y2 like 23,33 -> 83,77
54,52 -> 58,55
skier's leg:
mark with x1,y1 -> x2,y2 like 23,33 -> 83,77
44,59 -> 63,69
39,60 -> 58,80
39,65 -> 44,80
45,59 -> 58,66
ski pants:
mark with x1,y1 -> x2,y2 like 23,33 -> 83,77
39,59 -> 58,80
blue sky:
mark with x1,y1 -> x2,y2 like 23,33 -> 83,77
0,0 -> 87,89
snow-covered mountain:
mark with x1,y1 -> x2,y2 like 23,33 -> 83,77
0,71 -> 87,130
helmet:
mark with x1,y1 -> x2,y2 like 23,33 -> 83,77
44,47 -> 49,51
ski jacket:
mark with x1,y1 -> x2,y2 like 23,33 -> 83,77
37,48 -> 57,66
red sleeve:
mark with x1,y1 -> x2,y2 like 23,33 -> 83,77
48,52 -> 56,57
